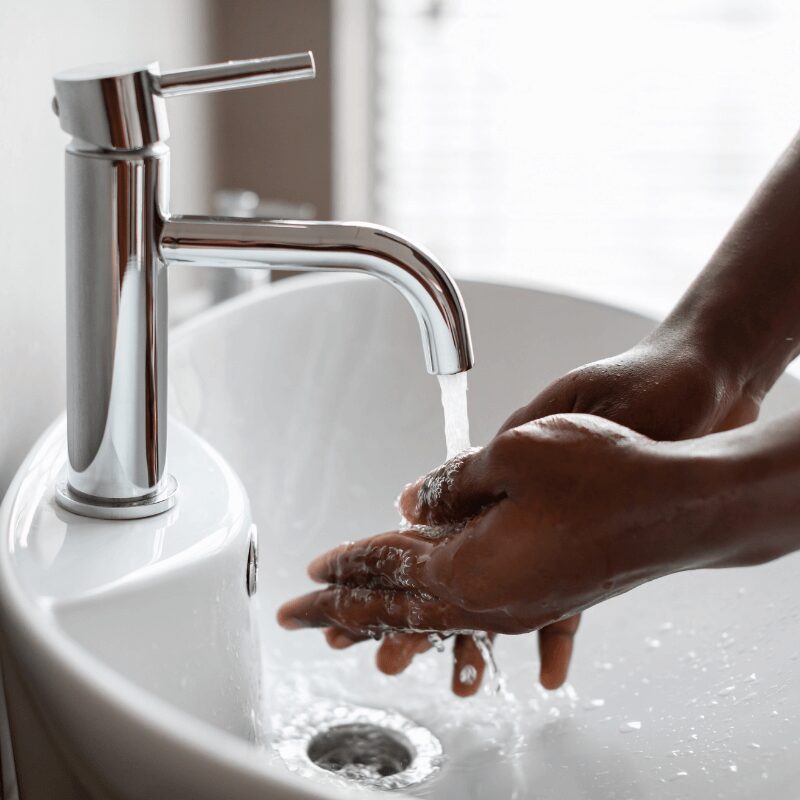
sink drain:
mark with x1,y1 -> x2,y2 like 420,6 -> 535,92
307,722 -> 412,779
274,703 -> 442,790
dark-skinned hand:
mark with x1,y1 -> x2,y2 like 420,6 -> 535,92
279,331 -> 759,695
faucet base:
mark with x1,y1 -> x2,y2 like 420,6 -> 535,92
55,475 -> 179,520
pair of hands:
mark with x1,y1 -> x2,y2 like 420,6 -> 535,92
278,331 -> 759,695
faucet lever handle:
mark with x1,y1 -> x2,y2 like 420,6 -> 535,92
155,52 -> 315,97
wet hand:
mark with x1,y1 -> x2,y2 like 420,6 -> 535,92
278,415 -> 711,690
367,335 -> 758,694
485,336 -> 759,688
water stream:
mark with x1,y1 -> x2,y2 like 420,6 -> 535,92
436,373 -> 507,695
437,372 -> 471,460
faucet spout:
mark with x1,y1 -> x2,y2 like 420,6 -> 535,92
161,216 -> 474,375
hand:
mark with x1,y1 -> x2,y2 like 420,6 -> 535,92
499,334 -> 759,442
286,332 -> 760,696
278,414 -> 727,683
372,333 -> 760,693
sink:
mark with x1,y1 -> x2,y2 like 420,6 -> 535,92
3,273 -> 800,799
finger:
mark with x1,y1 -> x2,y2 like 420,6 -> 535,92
308,531 -> 437,591
538,614 -> 581,690
323,627 -> 368,650
277,586 -> 488,635
398,445 -> 507,528
452,633 -> 494,697
376,633 -> 432,675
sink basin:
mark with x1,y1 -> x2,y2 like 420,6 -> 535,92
3,273 -> 800,799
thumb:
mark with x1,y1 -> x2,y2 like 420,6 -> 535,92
398,445 -> 505,528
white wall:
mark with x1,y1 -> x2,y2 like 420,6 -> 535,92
0,0 -> 213,495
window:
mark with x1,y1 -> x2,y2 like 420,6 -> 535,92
371,0 -> 800,314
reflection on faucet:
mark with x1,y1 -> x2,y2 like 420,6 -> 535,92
205,190 -> 318,308
171,190 -> 320,322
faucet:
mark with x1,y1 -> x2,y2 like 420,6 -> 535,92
51,53 -> 474,521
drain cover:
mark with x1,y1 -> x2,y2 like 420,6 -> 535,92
274,702 -> 443,790
307,722 -> 413,779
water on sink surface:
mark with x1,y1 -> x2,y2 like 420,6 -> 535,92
260,638 -> 536,794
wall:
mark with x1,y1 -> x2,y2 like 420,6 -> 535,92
210,0 -> 334,218
0,0 -> 214,496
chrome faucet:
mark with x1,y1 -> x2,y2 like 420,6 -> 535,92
51,52 -> 474,521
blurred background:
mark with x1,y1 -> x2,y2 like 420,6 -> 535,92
2,0 -> 800,495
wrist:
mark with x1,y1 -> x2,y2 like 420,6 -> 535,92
605,438 -> 737,584
665,418 -> 800,570
655,257 -> 800,406
638,440 -> 734,575
652,308 -> 751,394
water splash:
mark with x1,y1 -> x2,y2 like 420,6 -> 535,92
471,631 -> 512,697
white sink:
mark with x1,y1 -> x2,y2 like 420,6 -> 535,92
2,274 -> 800,799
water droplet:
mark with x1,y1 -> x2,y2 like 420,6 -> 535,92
563,683 -> 579,704
718,686 -> 736,697
459,664 -> 478,685
668,771 -> 688,781
645,637 -> 662,649
620,721 -> 642,733
728,764 -> 738,773
749,742 -> 761,749
585,698 -> 605,710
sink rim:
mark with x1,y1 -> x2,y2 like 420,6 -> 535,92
0,272 -> 665,798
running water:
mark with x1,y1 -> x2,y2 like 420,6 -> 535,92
471,631 -> 509,697
437,372 -> 471,460
436,374 -> 506,693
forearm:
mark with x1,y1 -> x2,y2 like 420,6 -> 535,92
655,128 -> 800,400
